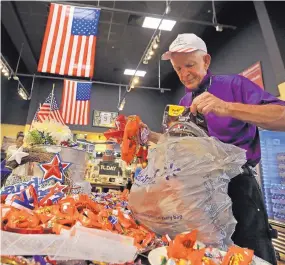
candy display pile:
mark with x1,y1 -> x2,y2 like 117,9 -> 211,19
160,230 -> 255,265
1,185 -> 157,250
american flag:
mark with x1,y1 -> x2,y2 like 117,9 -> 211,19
60,79 -> 92,125
35,92 -> 65,124
38,3 -> 100,78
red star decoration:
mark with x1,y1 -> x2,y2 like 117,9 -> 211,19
39,182 -> 67,206
40,154 -> 71,183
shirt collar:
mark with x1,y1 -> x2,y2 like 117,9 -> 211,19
184,70 -> 213,93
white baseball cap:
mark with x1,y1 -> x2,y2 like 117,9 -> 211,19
161,33 -> 207,60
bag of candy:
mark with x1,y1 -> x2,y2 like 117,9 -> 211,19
128,119 -> 246,250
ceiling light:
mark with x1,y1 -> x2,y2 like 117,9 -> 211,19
147,55 -> 152,60
2,68 -> 6,73
143,59 -> 148,65
4,72 -> 9,76
124,69 -> 146,77
18,86 -> 28,100
118,98 -> 126,111
142,17 -> 176,31
149,50 -> 154,56
133,77 -> 139,84
153,43 -> 158,49
215,25 -> 223,32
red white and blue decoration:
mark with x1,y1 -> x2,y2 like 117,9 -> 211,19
0,177 -> 67,210
11,185 -> 38,211
39,154 -> 71,183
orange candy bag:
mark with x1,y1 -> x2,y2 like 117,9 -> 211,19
221,246 -> 254,265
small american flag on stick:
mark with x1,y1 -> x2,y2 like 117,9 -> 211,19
35,90 -> 65,125
38,3 -> 100,78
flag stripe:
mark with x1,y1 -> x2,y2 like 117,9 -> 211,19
73,36 -> 82,76
38,3 -> 55,72
53,5 -> 68,74
77,36 -> 86,76
75,100 -> 80,124
90,36 -> 97,77
70,84 -> 77,124
82,36 -> 89,77
46,4 -> 62,73
61,80 -> 67,120
60,6 -> 74,75
66,81 -> 73,124
85,101 -> 90,125
56,8 -> 70,74
85,36 -> 94,78
68,36 -> 78,76
42,4 -> 59,72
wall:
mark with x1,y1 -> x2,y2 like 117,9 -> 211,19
1,78 -> 30,125
266,1 -> 285,66
209,20 -> 279,96
26,78 -> 173,133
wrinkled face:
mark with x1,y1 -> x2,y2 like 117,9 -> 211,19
16,136 -> 24,148
170,51 -> 211,90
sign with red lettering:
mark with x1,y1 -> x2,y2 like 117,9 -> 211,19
240,61 -> 264,90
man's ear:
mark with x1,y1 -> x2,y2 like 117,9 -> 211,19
204,54 -> 211,70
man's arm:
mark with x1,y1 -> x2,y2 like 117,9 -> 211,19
191,74 -> 285,131
148,131 -> 162,144
227,103 -> 285,131
191,92 -> 285,131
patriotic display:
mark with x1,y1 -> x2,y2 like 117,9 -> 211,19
38,3 -> 100,78
2,1 -> 279,265
1,111 -> 269,265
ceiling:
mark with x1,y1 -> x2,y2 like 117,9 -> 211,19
1,1 -> 240,91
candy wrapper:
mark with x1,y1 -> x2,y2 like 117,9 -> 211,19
104,115 -> 149,165
128,121 -> 246,250
1,185 -> 157,263
162,105 -> 208,136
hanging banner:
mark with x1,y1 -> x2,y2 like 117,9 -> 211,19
239,61 -> 264,90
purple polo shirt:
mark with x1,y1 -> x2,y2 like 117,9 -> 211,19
179,71 -> 285,166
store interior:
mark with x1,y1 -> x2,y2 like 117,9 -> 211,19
1,1 -> 285,265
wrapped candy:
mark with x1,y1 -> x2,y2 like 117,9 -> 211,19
1,187 -> 156,250
221,246 -> 254,265
104,115 -> 149,164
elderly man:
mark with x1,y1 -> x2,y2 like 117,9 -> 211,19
146,34 -> 285,264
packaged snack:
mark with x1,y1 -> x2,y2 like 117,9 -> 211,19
162,105 -> 208,136
221,246 -> 254,265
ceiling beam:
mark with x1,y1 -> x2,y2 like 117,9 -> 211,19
51,1 -> 237,30
1,2 -> 38,73
16,73 -> 172,91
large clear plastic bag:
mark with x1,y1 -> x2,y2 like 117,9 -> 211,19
128,122 -> 246,250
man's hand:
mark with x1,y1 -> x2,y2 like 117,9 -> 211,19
190,92 -> 230,116
140,122 -> 161,144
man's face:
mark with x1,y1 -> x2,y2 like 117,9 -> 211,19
170,51 -> 211,90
